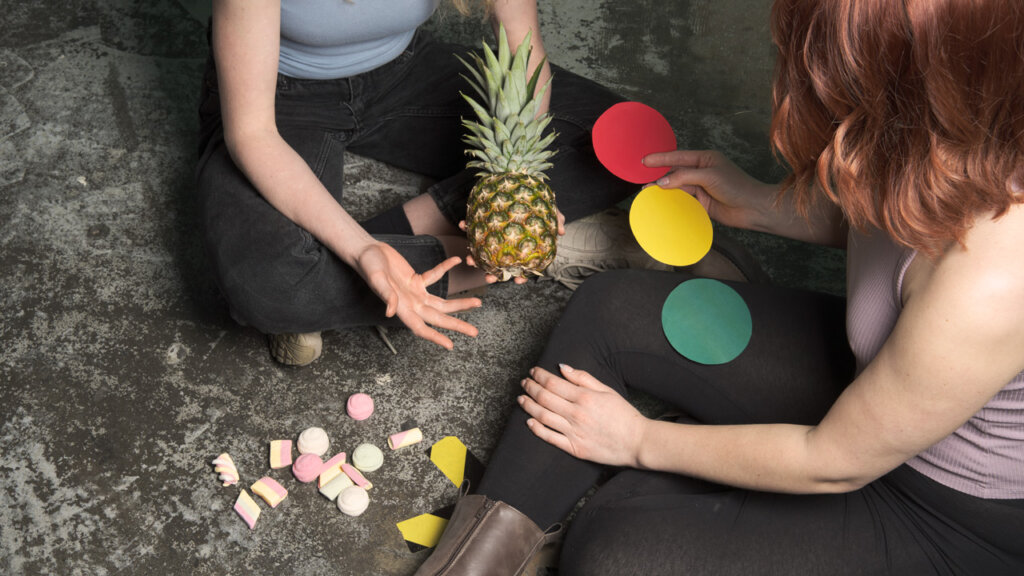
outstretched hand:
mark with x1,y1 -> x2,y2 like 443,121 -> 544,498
518,364 -> 648,468
355,242 -> 481,350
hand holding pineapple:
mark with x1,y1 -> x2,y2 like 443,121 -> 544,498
459,25 -> 560,282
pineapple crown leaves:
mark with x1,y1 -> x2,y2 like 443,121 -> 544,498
456,24 -> 557,178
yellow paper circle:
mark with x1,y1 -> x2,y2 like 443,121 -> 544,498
629,185 -> 713,266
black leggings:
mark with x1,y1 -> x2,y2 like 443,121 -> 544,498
476,270 -> 1024,575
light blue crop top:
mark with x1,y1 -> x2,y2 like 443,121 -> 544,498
279,0 -> 441,79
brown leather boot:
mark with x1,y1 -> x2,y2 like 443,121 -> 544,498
414,493 -> 561,576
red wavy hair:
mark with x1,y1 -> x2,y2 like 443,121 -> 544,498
770,0 -> 1024,257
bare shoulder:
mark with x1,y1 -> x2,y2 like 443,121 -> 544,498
905,203 -> 1024,299
909,203 -> 1024,374
946,203 -> 1024,300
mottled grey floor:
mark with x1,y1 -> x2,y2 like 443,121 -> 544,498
0,1 -> 843,575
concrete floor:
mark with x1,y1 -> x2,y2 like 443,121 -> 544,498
0,1 -> 843,575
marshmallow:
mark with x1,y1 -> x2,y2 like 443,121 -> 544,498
346,393 -> 374,420
337,485 -> 370,517
319,472 -> 355,501
341,462 -> 373,490
211,453 -> 239,486
234,490 -> 261,530
297,427 -> 330,456
251,477 -> 288,508
269,439 -> 293,469
352,443 -> 384,473
292,453 -> 323,483
318,452 -> 348,488
388,427 -> 423,450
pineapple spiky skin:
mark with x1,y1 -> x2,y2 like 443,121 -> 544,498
460,25 -> 558,281
466,173 -> 558,280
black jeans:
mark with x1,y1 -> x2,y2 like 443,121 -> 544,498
476,270 -> 1024,576
195,30 -> 633,334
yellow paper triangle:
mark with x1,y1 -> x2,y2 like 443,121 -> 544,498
429,436 -> 468,487
397,514 -> 450,549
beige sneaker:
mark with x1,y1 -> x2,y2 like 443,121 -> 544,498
544,208 -> 673,290
268,331 -> 323,366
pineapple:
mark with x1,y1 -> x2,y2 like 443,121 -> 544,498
458,25 -> 558,281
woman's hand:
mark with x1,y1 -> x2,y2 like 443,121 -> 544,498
643,150 -> 777,232
518,364 -> 649,468
355,242 -> 481,349
644,150 -> 848,246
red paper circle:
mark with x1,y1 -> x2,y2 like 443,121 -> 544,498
592,102 -> 676,184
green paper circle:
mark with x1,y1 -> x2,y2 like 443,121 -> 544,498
661,279 -> 752,365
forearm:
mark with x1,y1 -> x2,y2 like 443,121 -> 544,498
648,150 -> 848,248
491,0 -> 543,59
212,1 -> 373,265
757,189 -> 848,248
636,420 -> 863,494
226,131 -> 375,267
491,0 -> 551,110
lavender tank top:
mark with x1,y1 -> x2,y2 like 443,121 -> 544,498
846,229 -> 1024,498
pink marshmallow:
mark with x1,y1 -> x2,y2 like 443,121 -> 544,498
292,453 -> 323,483
346,393 -> 374,421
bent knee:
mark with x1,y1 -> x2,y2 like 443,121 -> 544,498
210,239 -> 329,333
564,269 -> 679,330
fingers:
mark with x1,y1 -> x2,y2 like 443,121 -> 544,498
517,392 -> 579,456
398,311 -> 456,350
523,414 -> 576,455
379,285 -> 398,318
418,326 -> 456,350
518,392 -> 569,429
429,294 -> 482,314
521,372 -> 577,414
396,293 -> 480,344
556,364 -> 613,392
421,256 -> 463,286
656,169 -> 715,194
459,253 -> 529,285
642,149 -> 719,169
638,153 -> 716,196
426,309 -> 480,338
463,255 -> 498,284
464,258 -> 503,285
408,295 -> 480,336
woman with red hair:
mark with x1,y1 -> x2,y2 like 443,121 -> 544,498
415,1 -> 1024,574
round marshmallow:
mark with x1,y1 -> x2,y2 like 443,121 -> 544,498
352,443 -> 384,473
346,393 -> 374,421
337,485 -> 370,516
292,453 -> 323,483
297,426 -> 330,456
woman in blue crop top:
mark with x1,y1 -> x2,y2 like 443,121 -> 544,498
195,1 -> 637,365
